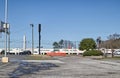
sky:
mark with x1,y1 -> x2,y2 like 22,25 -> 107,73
0,0 -> 120,48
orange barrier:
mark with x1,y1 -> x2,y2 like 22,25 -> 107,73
46,52 -> 66,56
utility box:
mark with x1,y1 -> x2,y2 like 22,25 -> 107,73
2,57 -> 9,63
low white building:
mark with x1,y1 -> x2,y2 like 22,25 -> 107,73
0,48 -> 85,55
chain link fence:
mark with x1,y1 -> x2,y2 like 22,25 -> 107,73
0,38 -> 79,49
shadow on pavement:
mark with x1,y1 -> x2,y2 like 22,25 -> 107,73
8,62 -> 59,78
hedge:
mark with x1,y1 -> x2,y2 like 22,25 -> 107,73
83,50 -> 103,56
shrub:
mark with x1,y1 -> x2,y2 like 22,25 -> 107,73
83,50 -> 103,56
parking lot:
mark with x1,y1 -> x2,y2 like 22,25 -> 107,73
0,55 -> 120,78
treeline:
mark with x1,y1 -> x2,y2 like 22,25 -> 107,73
52,33 -> 120,50
99,33 -> 120,49
53,39 -> 76,49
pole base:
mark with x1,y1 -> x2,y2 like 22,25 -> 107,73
1,57 -> 9,63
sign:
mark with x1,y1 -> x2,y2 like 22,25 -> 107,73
0,21 -> 5,32
38,24 -> 41,32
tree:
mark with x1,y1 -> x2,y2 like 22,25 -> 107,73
53,39 -> 64,49
101,33 -> 120,49
107,33 -> 120,40
96,37 -> 102,49
53,42 -> 59,49
98,33 -> 120,58
79,38 -> 96,51
59,39 -> 64,48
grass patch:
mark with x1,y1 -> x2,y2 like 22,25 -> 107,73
96,56 -> 120,60
25,55 -> 54,60
104,56 -> 120,60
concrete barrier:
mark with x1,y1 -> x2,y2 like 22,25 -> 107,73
1,57 -> 9,63
47,52 -> 66,56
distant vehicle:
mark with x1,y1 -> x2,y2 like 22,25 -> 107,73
19,50 -> 31,55
0,50 -> 5,54
113,50 -> 120,55
0,50 -> 9,55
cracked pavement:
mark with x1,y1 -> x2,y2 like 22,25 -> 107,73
0,55 -> 120,78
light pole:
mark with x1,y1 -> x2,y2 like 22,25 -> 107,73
30,24 -> 34,53
38,24 -> 41,55
4,0 -> 8,57
2,0 -> 9,63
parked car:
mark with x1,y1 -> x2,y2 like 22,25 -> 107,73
0,50 -> 5,54
0,50 -> 9,55
113,50 -> 120,55
19,50 -> 31,55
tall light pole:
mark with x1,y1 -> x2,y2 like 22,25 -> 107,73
2,0 -> 9,63
30,24 -> 34,53
4,0 -> 8,57
5,0 -> 10,55
38,24 -> 41,55
6,0 -> 10,55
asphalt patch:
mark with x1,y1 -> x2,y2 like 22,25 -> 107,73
8,62 -> 59,78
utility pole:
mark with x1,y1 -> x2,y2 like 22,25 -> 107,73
23,35 -> 26,51
4,0 -> 8,57
2,0 -> 9,63
38,24 -> 41,55
30,24 -> 34,54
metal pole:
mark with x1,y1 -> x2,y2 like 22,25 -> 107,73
23,35 -> 26,51
32,26 -> 34,52
5,0 -> 8,23
4,0 -> 8,57
30,24 -> 34,53
4,24 -> 7,57
8,27 -> 10,54
38,24 -> 41,55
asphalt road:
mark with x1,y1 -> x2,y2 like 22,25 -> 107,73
0,55 -> 120,78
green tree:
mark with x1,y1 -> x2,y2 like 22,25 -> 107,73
53,42 -> 59,49
79,38 -> 96,51
59,39 -> 64,48
53,39 -> 64,49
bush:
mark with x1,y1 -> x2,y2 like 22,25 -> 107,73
83,50 -> 103,56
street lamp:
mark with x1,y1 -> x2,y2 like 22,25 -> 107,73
30,24 -> 34,53
1,0 -> 9,63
